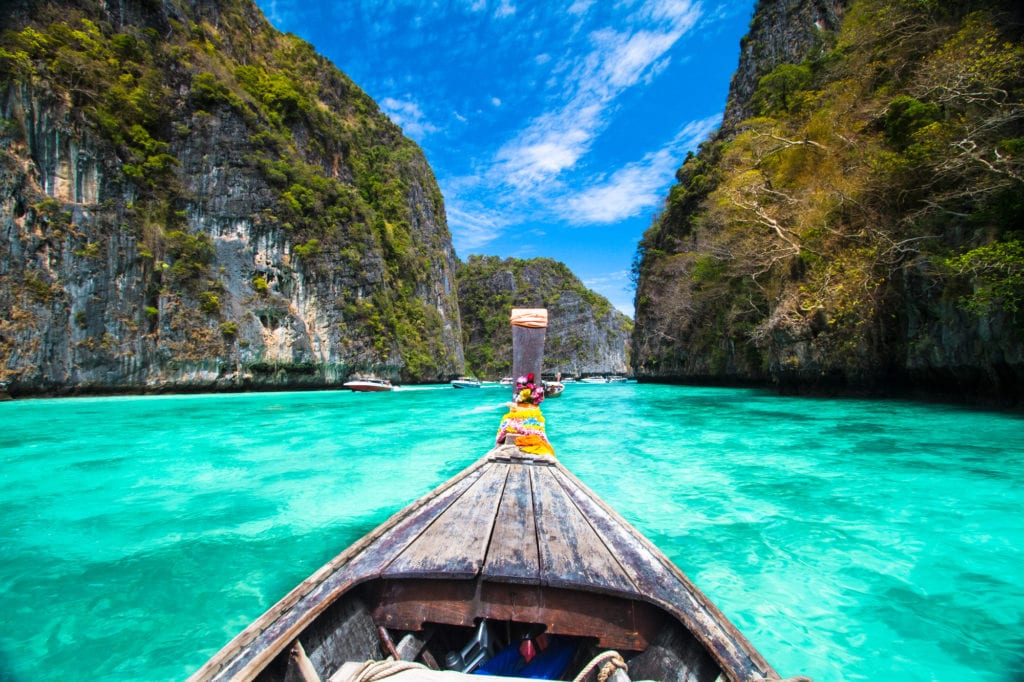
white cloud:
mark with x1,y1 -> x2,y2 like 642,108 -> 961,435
584,271 -> 635,318
380,97 -> 438,140
446,204 -> 507,253
565,166 -> 665,224
596,28 -> 679,88
561,114 -> 721,224
673,113 -> 723,151
494,0 -> 516,18
495,124 -> 591,190
481,0 -> 702,197
491,96 -> 503,107
568,0 -> 595,15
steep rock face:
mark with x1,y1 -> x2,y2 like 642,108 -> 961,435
633,0 -> 847,387
0,0 -> 464,394
457,256 -> 632,378
722,0 -> 846,131
632,0 -> 1024,404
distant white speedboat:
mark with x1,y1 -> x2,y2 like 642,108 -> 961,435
342,377 -> 393,392
451,377 -> 482,389
606,375 -> 628,383
579,376 -> 607,384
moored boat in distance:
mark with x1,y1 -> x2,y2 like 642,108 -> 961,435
342,377 -> 393,392
190,309 -> 809,682
580,375 -> 607,384
606,375 -> 628,383
451,377 -> 483,388
543,380 -> 565,398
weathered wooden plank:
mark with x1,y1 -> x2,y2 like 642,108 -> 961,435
548,466 -> 777,681
394,628 -> 434,664
512,324 -> 546,383
530,465 -> 637,595
341,466 -> 489,579
481,461 -> 540,583
374,579 -> 662,652
194,460 -> 491,681
384,463 -> 510,579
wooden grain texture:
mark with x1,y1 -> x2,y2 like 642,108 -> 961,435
383,463 -> 509,579
374,579 -> 662,651
512,324 -> 546,384
549,466 -> 776,681
194,461 -> 490,681
481,460 -> 540,583
530,465 -> 636,595
193,449 -> 782,682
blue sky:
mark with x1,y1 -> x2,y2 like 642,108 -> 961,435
252,0 -> 757,317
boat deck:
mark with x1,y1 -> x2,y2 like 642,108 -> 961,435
194,446 -> 775,681
369,446 -> 640,591
342,446 -> 769,675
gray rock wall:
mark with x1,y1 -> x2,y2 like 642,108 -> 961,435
0,1 -> 464,394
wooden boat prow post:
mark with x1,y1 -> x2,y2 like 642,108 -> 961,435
190,309 -> 810,682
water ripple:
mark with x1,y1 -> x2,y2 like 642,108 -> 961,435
1,386 -> 1022,681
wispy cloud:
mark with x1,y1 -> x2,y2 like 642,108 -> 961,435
435,0 -> 709,257
562,114 -> 720,224
494,0 -> 516,19
482,0 -> 702,195
585,270 -> 636,317
568,0 -> 594,15
446,204 -> 508,253
380,97 -> 438,140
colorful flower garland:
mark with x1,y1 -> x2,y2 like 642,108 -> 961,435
496,373 -> 554,456
515,373 -> 545,405
495,405 -> 555,456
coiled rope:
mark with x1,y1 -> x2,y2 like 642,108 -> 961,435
341,650 -> 628,682
572,650 -> 628,682
345,659 -> 425,682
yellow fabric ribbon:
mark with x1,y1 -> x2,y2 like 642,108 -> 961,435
496,404 -> 555,456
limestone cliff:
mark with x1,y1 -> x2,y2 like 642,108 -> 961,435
722,0 -> 845,131
0,0 -> 464,394
632,0 -> 1024,404
457,256 -> 631,379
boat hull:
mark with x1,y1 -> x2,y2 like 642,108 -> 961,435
343,380 -> 393,392
189,447 -> 791,682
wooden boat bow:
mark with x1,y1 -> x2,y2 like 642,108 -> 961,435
189,309 -> 808,682
191,446 -> 782,681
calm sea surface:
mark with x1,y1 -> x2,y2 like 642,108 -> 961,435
1,384 -> 1022,681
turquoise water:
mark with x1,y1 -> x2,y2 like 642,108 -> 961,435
1,385 -> 1022,681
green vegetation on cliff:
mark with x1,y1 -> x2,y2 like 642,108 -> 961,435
457,255 -> 631,379
633,0 -> 1023,399
0,0 -> 462,391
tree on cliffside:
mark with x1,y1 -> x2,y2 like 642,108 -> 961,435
633,0 -> 1023,401
0,0 -> 464,393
